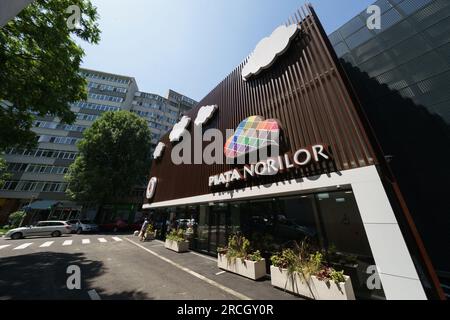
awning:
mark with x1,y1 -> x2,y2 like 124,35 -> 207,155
23,200 -> 60,210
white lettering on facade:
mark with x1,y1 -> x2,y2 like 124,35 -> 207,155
209,145 -> 329,187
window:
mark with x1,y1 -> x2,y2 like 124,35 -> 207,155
74,101 -> 120,112
7,163 -> 28,172
20,181 -> 38,191
76,113 -> 100,122
88,93 -> 124,103
84,73 -> 130,85
4,148 -> 78,160
43,135 -> 80,145
0,181 -> 18,191
24,165 -> 69,175
62,124 -> 87,132
42,182 -> 57,192
33,121 -> 58,129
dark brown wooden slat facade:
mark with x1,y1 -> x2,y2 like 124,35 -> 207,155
145,5 -> 378,205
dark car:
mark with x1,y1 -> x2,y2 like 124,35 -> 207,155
100,218 -> 143,233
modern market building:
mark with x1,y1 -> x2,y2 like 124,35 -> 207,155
143,3 -> 446,300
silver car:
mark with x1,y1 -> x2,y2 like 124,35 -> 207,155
4,221 -> 72,240
67,219 -> 99,234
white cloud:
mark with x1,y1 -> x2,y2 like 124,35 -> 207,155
194,105 -> 218,126
153,142 -> 166,159
169,116 -> 191,142
146,177 -> 157,199
242,24 -> 299,81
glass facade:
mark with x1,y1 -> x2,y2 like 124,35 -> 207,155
330,0 -> 450,285
152,190 -> 386,300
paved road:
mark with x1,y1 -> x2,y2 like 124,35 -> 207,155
0,234 -> 237,300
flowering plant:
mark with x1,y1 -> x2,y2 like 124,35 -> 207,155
315,266 -> 346,284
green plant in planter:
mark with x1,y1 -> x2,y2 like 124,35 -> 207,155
146,224 -> 154,234
270,249 -> 298,271
247,250 -> 263,262
217,246 -> 228,255
316,267 -> 346,284
271,240 -> 349,297
270,245 -> 317,295
166,229 -> 186,242
221,234 -> 261,263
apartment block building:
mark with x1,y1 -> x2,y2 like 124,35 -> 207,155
0,68 -> 197,223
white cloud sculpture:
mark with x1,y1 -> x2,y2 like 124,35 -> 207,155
153,142 -> 166,159
242,24 -> 299,81
194,105 -> 218,126
169,116 -> 191,142
146,177 -> 157,200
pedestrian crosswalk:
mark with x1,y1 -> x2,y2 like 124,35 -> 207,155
13,243 -> 33,250
0,236 -> 123,251
40,241 -> 54,248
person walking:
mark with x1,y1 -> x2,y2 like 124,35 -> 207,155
139,218 -> 149,242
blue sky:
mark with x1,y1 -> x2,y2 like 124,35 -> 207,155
79,0 -> 375,101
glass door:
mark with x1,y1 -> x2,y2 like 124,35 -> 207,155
195,205 -> 210,253
208,203 -> 228,254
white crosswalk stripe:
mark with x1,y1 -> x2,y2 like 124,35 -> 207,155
1,236 -> 124,251
40,241 -> 54,248
13,243 -> 33,250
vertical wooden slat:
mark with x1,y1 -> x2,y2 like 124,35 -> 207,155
147,5 -> 379,203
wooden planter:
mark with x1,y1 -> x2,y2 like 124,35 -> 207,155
217,253 -> 266,280
165,239 -> 189,253
270,266 -> 355,300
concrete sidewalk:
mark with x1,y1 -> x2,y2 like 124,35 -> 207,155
125,236 -> 302,300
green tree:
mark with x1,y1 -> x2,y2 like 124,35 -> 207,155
65,111 -> 153,205
0,0 -> 100,150
8,211 -> 27,228
0,157 -> 11,186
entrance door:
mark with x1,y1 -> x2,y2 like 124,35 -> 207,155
208,204 -> 228,254
195,206 -> 210,253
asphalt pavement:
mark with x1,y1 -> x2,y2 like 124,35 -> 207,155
0,233 -> 301,300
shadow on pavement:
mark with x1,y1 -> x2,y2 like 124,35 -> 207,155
0,251 -> 150,300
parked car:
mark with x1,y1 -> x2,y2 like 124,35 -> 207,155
100,219 -> 142,233
67,219 -> 99,234
4,221 -> 72,240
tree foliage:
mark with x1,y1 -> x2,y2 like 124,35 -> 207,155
0,157 -> 10,186
8,211 -> 27,228
0,0 -> 100,151
65,111 -> 153,204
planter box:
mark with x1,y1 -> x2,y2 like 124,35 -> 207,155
270,266 -> 317,299
165,239 -> 189,253
270,266 -> 355,300
144,231 -> 156,241
218,253 -> 266,280
311,275 -> 355,300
